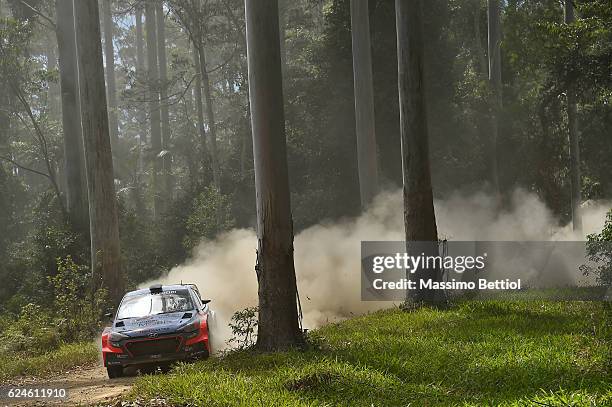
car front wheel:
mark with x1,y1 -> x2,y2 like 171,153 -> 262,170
107,366 -> 124,379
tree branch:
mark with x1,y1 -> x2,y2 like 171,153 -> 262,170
18,0 -> 56,30
9,82 -> 67,218
0,155 -> 51,179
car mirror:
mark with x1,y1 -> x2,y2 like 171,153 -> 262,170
202,299 -> 211,305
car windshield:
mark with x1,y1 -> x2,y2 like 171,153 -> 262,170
116,289 -> 194,319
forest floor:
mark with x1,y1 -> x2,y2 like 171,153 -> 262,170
1,364 -> 134,406
121,299 -> 611,407
1,299 -> 609,406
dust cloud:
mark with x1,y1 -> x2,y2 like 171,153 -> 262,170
144,189 -> 610,349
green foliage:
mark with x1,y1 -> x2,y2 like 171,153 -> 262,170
48,257 -> 108,341
118,202 -> 170,286
0,303 -> 59,355
0,342 -> 98,382
0,254 -> 107,358
227,306 -> 258,350
582,209 -> 612,285
0,16 -> 33,84
183,186 -> 235,251
1,194 -> 88,314
129,300 -> 610,406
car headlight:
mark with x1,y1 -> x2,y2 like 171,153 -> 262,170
109,332 -> 129,343
179,319 -> 200,333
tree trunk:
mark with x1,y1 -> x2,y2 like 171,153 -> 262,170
564,0 -> 582,231
74,0 -> 123,304
350,0 -> 378,209
102,0 -> 118,148
395,0 -> 440,305
222,2 -> 251,180
45,39 -> 60,121
55,0 -> 89,235
134,4 -> 146,216
145,0 -> 162,216
155,0 -> 172,199
197,45 -> 221,189
278,0 -> 287,77
193,46 -> 207,160
240,114 -> 249,179
245,0 -> 302,351
473,1 -> 488,77
487,0 -> 501,198
0,32 -> 8,204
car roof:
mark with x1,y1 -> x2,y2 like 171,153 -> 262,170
124,284 -> 194,297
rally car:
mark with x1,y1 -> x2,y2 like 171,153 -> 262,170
101,283 -> 214,378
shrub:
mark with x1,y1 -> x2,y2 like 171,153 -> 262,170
48,256 -> 108,342
581,209 -> 612,285
0,303 -> 59,354
227,306 -> 258,350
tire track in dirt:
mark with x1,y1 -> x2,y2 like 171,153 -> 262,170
2,365 -> 134,406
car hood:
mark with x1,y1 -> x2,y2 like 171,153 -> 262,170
113,311 -> 193,337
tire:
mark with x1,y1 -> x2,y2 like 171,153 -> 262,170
107,366 -> 124,379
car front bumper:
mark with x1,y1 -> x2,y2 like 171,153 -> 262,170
103,331 -> 209,368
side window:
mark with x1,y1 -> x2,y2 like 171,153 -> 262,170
190,285 -> 203,302
191,289 -> 203,309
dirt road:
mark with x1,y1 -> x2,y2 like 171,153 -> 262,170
1,365 -> 134,406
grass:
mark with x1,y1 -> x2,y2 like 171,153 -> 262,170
129,300 -> 611,406
0,342 -> 99,382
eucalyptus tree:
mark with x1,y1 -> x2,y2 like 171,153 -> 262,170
155,0 -> 172,198
133,3 -> 146,216
145,0 -> 162,216
55,0 -> 88,234
74,0 -> 124,303
102,0 -> 118,147
192,46 -> 207,159
167,0 -> 220,190
395,0 -> 440,305
487,0 -> 501,198
564,0 -> 582,231
245,0 -> 303,350
350,0 -> 378,209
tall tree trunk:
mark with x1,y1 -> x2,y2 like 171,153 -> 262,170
102,0 -> 118,148
487,0 -> 501,198
473,1 -> 488,77
395,0 -> 440,305
0,18 -> 9,208
350,0 -> 378,209
134,4 -> 146,216
55,0 -> 89,234
193,46 -> 207,164
74,0 -> 123,304
564,0 -> 582,231
197,45 -> 221,189
222,2 -> 251,180
245,0 -> 302,351
145,0 -> 162,216
278,0 -> 287,77
155,0 -> 172,199
45,39 -> 60,121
